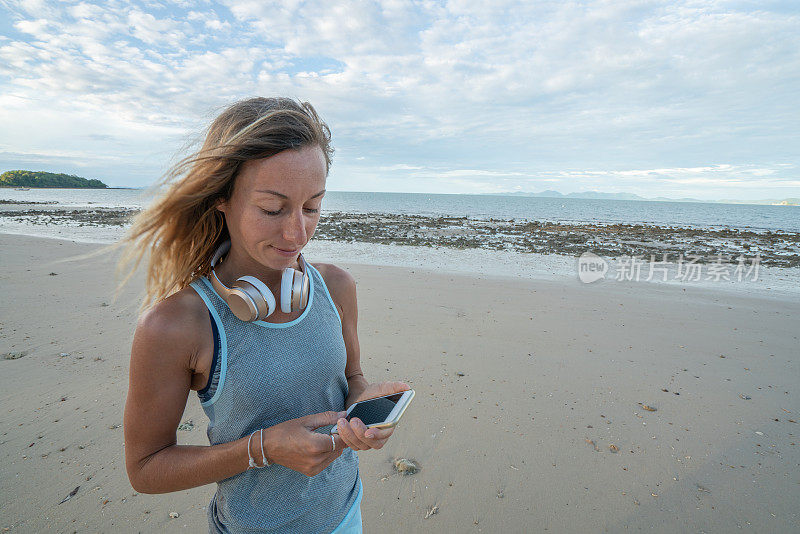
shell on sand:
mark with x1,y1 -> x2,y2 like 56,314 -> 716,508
393,457 -> 420,475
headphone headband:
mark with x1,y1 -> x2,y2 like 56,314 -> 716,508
210,239 -> 231,268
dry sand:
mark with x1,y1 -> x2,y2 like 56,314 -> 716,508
1,233 -> 798,533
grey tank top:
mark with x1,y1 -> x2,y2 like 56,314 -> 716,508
189,263 -> 360,533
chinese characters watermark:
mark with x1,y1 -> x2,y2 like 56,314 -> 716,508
577,252 -> 761,284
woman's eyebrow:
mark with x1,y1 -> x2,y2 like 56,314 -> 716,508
254,189 -> 326,200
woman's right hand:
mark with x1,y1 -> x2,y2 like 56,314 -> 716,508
260,410 -> 350,477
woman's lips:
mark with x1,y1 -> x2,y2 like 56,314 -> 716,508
271,245 -> 300,257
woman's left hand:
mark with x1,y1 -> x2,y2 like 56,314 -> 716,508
337,381 -> 410,451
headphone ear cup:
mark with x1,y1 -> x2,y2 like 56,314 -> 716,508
224,287 -> 261,322
236,276 -> 276,319
280,267 -> 310,314
280,268 -> 295,314
293,269 -> 310,311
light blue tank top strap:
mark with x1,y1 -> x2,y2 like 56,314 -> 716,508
189,262 -> 361,533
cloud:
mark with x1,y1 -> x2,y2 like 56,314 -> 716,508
0,0 -> 797,198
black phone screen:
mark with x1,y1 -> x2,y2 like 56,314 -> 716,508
348,393 -> 405,425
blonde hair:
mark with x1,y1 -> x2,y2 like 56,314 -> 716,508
109,97 -> 333,314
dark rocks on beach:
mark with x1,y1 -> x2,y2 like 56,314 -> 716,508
0,199 -> 58,205
1,206 -> 798,266
0,207 -> 138,227
314,212 -> 800,267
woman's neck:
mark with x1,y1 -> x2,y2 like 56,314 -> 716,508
215,250 -> 298,292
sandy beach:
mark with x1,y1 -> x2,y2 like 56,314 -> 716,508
1,232 -> 798,533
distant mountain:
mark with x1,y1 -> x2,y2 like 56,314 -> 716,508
565,191 -> 645,201
535,190 -> 564,197
487,190 -> 798,206
0,170 -> 108,189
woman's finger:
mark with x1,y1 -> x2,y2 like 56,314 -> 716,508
337,418 -> 370,450
335,430 -> 353,451
346,418 -> 373,450
325,444 -> 345,463
314,446 -> 344,475
323,433 -> 347,452
347,418 -> 374,450
333,434 -> 347,451
364,426 -> 394,441
372,381 -> 410,397
362,426 -> 393,449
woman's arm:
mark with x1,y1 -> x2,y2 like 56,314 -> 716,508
124,293 -> 347,493
316,264 -> 409,450
124,297 -> 250,493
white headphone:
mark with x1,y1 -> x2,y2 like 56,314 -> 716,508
208,239 -> 310,322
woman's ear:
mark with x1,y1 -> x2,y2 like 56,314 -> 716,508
215,197 -> 227,214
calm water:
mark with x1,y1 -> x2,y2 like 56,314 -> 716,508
1,188 -> 798,232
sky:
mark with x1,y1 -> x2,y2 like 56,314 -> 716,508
0,0 -> 798,200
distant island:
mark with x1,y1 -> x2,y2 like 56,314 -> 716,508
0,170 -> 108,189
487,190 -> 799,206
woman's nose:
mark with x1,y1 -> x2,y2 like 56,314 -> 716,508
282,208 -> 307,245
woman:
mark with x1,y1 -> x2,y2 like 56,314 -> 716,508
119,96 -> 410,533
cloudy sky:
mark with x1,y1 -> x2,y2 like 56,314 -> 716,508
1,0 -> 798,200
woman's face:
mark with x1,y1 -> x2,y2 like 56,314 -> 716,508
217,144 -> 327,273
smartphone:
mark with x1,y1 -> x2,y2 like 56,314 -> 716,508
330,389 -> 415,434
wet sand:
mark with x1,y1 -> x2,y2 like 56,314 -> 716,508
0,233 -> 798,532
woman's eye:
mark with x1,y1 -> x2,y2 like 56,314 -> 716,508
261,207 -> 319,215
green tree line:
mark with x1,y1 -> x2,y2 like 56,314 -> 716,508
0,170 -> 108,188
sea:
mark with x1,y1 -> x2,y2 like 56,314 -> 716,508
1,188 -> 798,233
2,188 -> 798,296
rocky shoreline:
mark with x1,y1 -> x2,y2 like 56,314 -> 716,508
1,205 -> 798,267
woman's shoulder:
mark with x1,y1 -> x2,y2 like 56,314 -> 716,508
134,283 -> 209,350
128,284 -> 214,402
309,263 -> 356,314
310,263 -> 356,293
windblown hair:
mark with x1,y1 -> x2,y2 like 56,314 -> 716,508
112,97 -> 333,314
